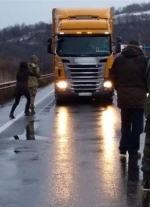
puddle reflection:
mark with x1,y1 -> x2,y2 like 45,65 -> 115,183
98,106 -> 119,194
51,106 -> 75,200
120,158 -> 142,206
58,107 -> 68,136
101,106 -> 118,159
26,120 -> 35,140
13,121 -> 35,140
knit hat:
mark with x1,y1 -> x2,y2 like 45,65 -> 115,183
30,55 -> 38,64
128,40 -> 139,46
19,61 -> 28,70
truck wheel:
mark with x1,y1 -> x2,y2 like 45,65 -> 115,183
55,94 -> 66,105
106,97 -> 113,104
55,95 -> 62,105
56,99 -> 62,105
101,96 -> 113,105
94,97 -> 113,105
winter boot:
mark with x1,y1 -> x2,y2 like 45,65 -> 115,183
31,107 -> 36,115
9,113 -> 15,119
24,110 -> 32,116
9,108 -> 15,119
25,112 -> 32,116
9,102 -> 18,119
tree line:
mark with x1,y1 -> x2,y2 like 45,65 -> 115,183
0,22 -> 52,83
113,2 -> 150,14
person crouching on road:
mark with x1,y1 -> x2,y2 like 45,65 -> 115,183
9,61 -> 37,119
109,40 -> 147,158
28,55 -> 41,115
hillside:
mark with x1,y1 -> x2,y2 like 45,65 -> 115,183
112,2 -> 150,46
114,12 -> 150,46
0,22 -> 53,82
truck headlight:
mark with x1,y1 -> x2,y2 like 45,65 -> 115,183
56,81 -> 68,89
103,81 -> 112,88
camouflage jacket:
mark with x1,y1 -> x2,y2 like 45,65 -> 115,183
28,63 -> 41,87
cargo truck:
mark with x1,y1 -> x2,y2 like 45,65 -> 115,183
47,8 -> 121,103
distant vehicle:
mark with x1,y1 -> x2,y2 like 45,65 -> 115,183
47,8 -> 121,104
121,44 -> 143,51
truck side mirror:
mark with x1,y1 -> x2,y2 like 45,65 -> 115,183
57,38 -> 64,43
47,37 -> 53,54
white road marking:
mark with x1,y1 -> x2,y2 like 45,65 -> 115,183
0,89 -> 54,134
37,98 -> 55,115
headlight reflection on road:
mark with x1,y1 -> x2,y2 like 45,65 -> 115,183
58,107 -> 68,137
52,107 -> 74,200
101,106 -> 116,159
99,106 -> 118,197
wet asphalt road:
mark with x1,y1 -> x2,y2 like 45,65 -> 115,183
0,85 -> 149,207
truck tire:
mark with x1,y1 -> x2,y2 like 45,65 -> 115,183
94,96 -> 113,105
55,94 -> 62,105
105,97 -> 113,104
55,94 -> 67,105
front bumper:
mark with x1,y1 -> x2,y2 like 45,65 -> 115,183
55,87 -> 114,99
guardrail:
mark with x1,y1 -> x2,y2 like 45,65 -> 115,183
0,73 -> 54,90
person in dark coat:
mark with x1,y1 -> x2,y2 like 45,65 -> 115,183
109,40 -> 147,158
9,61 -> 36,119
141,57 -> 150,190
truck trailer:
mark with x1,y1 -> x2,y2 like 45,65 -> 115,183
48,8 -> 121,103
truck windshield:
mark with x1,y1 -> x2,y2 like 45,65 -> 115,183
56,35 -> 111,57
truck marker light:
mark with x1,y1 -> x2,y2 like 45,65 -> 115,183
76,31 -> 82,34
59,32 -> 64,34
87,31 -> 92,34
57,62 -> 63,66
56,81 -> 68,89
103,81 -> 112,88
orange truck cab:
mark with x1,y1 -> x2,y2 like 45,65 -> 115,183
48,8 -> 121,103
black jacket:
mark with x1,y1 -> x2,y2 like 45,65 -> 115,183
15,67 -> 35,95
110,45 -> 147,109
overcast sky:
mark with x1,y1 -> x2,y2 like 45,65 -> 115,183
0,0 -> 149,29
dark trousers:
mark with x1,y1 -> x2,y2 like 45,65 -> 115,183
119,109 -> 144,154
10,92 -> 30,115
142,119 -> 150,179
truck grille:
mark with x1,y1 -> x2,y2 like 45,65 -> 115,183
67,64 -> 104,93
